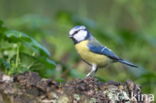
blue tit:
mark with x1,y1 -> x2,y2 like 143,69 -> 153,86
69,25 -> 137,77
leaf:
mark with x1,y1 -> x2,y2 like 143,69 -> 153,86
4,30 -> 51,56
0,59 -> 10,70
9,53 -> 56,77
0,29 -> 56,76
31,56 -> 56,78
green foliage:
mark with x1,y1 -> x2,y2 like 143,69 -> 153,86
0,21 -> 55,77
3,12 -> 156,94
0,0 -> 156,95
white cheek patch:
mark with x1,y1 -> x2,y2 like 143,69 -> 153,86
73,30 -> 87,42
69,29 -> 75,36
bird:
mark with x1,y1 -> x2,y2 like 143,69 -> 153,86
69,25 -> 138,77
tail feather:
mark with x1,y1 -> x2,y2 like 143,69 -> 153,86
118,59 -> 138,68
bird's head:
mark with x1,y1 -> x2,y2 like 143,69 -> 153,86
69,25 -> 90,43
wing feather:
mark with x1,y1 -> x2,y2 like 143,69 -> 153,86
88,39 -> 120,60
87,39 -> 138,67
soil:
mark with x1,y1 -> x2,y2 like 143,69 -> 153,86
0,72 -> 151,103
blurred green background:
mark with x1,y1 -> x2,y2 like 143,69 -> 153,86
0,0 -> 156,96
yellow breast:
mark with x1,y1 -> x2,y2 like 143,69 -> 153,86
75,40 -> 111,67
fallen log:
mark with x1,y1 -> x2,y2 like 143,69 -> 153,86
0,72 -> 153,103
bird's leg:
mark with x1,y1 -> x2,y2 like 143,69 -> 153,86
86,64 -> 97,77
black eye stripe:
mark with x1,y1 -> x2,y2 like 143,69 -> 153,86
72,29 -> 87,36
72,30 -> 80,36
74,31 -> 78,34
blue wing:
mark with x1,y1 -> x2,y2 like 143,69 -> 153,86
87,39 -> 138,67
88,40 -> 120,60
